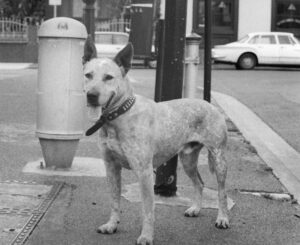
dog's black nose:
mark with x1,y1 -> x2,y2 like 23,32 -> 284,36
87,92 -> 100,106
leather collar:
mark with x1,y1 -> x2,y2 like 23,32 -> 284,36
86,96 -> 136,136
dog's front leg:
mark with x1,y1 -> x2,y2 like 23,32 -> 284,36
135,165 -> 155,245
97,161 -> 121,234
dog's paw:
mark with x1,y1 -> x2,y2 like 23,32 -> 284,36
184,206 -> 201,217
136,235 -> 153,245
97,223 -> 118,234
215,216 -> 229,229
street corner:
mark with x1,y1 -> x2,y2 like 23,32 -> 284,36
213,91 -> 300,202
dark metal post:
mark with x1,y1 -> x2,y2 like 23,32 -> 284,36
154,19 -> 165,103
82,0 -> 96,41
154,0 -> 187,197
204,0 -> 212,102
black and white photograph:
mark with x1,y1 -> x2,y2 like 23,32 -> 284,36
0,0 -> 299,244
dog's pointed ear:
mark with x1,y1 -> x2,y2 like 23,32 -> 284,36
82,35 -> 97,64
114,43 -> 133,75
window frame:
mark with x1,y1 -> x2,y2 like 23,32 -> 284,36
272,0 -> 300,38
193,0 -> 238,34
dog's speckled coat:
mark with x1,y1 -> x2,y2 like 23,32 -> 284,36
83,38 -> 229,245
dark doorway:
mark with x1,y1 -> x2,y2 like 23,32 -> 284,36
193,0 -> 238,45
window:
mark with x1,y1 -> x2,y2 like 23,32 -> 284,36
194,0 -> 238,45
196,0 -> 235,31
212,0 -> 233,28
275,1 -> 300,29
248,35 -> 276,44
260,35 -> 276,44
278,35 -> 293,44
272,0 -> 300,39
248,35 -> 259,44
237,35 -> 249,43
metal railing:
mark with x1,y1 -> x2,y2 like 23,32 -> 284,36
0,17 -> 28,42
96,18 -> 130,33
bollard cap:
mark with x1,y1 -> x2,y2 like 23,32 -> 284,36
186,33 -> 202,41
38,17 -> 88,39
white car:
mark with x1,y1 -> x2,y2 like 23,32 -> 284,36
94,32 -> 129,59
212,32 -> 300,69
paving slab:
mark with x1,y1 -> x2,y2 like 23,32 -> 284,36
23,157 -> 106,177
0,63 -> 33,70
0,181 -> 62,245
122,182 -> 235,210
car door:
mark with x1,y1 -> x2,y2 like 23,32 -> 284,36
278,35 -> 300,65
251,35 -> 280,64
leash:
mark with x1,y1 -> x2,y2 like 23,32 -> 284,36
85,96 -> 136,136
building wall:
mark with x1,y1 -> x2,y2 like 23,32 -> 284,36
0,26 -> 38,63
238,0 -> 272,39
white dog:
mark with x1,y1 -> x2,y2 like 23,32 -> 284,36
83,37 -> 229,245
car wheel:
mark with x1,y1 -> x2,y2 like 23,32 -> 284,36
237,53 -> 257,70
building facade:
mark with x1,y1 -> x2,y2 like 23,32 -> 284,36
192,0 -> 300,45
45,0 -> 300,46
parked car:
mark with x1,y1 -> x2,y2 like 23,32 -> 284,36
212,32 -> 300,70
94,31 -> 157,68
94,31 -> 129,59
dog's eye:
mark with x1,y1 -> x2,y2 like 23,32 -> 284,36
103,74 -> 114,81
85,73 -> 93,80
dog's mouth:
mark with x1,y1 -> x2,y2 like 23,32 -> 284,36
87,93 -> 100,107
86,93 -> 101,121
86,92 -> 115,122
87,104 -> 101,122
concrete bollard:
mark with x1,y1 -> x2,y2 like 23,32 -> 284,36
183,33 -> 202,98
36,17 -> 87,168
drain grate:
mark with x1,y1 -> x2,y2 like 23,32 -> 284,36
0,181 -> 63,245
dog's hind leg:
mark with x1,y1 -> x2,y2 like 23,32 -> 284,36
208,148 -> 229,229
179,143 -> 204,217
97,159 -> 122,234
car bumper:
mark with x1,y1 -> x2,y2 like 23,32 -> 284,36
212,48 -> 239,63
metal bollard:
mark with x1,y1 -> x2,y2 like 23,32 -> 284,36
36,17 -> 87,168
183,33 -> 201,98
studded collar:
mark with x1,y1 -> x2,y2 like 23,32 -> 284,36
85,96 -> 136,136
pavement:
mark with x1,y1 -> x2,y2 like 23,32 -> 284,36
0,64 -> 300,245
0,63 -> 34,70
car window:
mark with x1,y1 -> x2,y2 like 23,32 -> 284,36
112,34 -> 128,45
95,34 -> 112,44
289,36 -> 297,44
248,35 -> 259,44
237,35 -> 249,43
259,35 -> 276,44
278,35 -> 293,45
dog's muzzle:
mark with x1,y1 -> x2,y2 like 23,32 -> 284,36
87,92 -> 100,107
